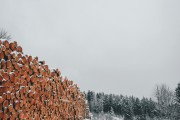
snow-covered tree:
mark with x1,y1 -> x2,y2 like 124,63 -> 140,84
86,91 -> 96,112
175,83 -> 180,119
154,84 -> 176,119
96,93 -> 104,113
110,107 -> 115,116
133,98 -> 142,117
103,94 -> 110,113
175,83 -> 180,104
122,97 -> 133,120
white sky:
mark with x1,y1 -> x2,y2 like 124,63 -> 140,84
0,0 -> 180,98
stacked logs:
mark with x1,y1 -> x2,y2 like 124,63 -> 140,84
0,40 -> 88,120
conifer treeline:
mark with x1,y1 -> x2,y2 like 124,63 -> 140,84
86,91 -> 158,119
86,86 -> 180,120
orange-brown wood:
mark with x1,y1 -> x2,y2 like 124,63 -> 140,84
3,40 -> 9,48
9,42 -> 16,51
0,52 -> 4,59
0,40 -> 88,120
7,60 -> 12,68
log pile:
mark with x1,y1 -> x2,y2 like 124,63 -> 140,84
0,40 -> 88,120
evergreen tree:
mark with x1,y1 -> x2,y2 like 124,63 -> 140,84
175,83 -> 180,104
97,93 -> 104,112
110,107 -> 115,116
103,94 -> 110,113
93,93 -> 104,113
133,98 -> 142,118
113,95 -> 123,115
175,83 -> 180,119
147,98 -> 158,119
122,98 -> 133,120
141,97 -> 148,119
86,91 -> 95,112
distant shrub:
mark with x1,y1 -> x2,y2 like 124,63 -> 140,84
0,29 -> 11,40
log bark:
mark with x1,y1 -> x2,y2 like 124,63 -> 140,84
0,40 -> 88,120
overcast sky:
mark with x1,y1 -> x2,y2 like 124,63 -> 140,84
0,0 -> 180,98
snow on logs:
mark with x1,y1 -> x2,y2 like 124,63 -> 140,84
0,40 -> 87,120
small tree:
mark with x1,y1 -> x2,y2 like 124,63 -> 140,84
175,83 -> 180,119
122,98 -> 133,120
0,29 -> 11,40
110,107 -> 115,116
133,98 -> 142,117
175,83 -> 180,104
154,84 -> 176,119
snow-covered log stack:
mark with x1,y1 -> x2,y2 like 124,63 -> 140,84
0,40 -> 87,120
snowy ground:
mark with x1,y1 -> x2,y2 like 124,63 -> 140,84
112,117 -> 123,120
84,117 -> 123,120
88,113 -> 124,120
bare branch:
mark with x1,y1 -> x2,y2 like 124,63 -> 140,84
0,29 -> 11,40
